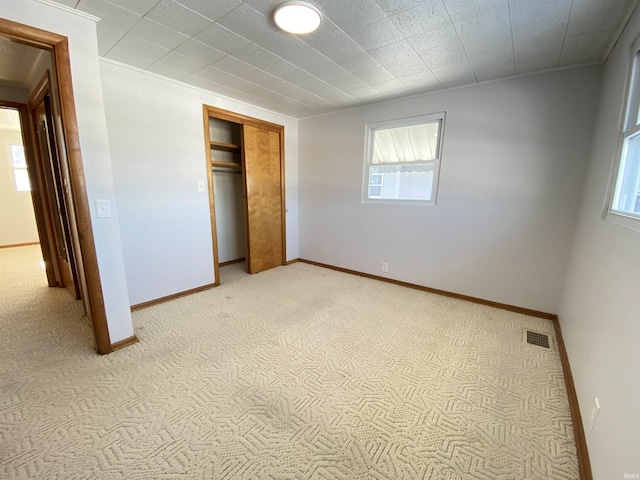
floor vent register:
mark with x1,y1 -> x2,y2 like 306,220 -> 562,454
526,330 -> 550,348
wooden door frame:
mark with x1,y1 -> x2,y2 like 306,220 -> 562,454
29,71 -> 81,299
202,104 -> 286,284
0,18 -> 113,354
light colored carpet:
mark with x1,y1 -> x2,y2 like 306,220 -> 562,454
1,246 -> 578,479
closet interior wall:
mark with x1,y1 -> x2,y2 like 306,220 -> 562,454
209,117 -> 246,267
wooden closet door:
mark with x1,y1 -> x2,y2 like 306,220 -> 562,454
243,124 -> 283,274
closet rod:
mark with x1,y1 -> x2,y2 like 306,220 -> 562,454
212,168 -> 242,174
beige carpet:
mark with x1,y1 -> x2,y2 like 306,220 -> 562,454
1,245 -> 578,479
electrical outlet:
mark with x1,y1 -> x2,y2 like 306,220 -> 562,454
589,398 -> 600,430
381,262 -> 389,273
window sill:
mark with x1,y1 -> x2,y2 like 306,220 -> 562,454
605,210 -> 640,234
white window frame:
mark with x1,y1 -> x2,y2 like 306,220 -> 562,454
606,37 -> 640,232
369,172 -> 384,199
362,112 -> 445,206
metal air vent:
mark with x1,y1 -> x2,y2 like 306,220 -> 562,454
526,330 -> 550,348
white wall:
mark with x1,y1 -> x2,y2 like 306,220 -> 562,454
558,7 -> 640,479
0,128 -> 39,246
1,0 -> 134,343
99,60 -> 298,306
299,67 -> 602,314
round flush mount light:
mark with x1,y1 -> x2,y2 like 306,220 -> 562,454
273,1 -> 322,35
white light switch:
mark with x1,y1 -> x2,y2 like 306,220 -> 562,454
197,180 -> 206,192
96,199 -> 112,218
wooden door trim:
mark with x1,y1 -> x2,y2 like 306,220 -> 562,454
203,104 -> 287,283
279,129 -> 286,264
30,98 -> 64,287
0,18 -> 113,354
29,71 -> 49,110
240,124 -> 251,272
202,105 -> 220,287
29,71 -> 81,298
204,105 -> 284,133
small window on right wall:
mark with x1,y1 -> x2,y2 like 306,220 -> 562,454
362,112 -> 445,206
609,48 -> 640,226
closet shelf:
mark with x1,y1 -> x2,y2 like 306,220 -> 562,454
210,141 -> 240,152
211,161 -> 242,170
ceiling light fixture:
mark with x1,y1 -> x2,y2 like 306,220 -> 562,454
273,1 -> 322,35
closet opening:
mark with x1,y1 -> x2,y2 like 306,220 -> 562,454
203,105 -> 286,286
209,117 -> 247,280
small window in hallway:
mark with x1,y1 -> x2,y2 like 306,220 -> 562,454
10,144 -> 30,192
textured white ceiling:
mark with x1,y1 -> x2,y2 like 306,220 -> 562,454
22,1 -> 640,116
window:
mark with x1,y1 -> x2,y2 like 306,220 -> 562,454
363,113 -> 445,205
369,173 -> 383,198
10,145 -> 31,192
609,48 -> 640,225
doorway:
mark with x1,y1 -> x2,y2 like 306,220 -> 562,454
203,105 -> 286,285
0,18 -> 113,354
28,73 -> 81,300
0,106 -> 39,251
1,98 -> 85,344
